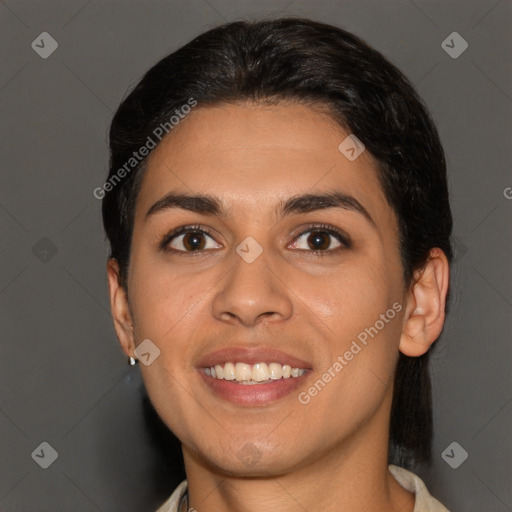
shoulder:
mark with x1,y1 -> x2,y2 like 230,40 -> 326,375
154,480 -> 188,512
388,464 -> 450,512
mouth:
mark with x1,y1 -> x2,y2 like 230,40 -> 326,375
196,347 -> 312,406
202,361 -> 307,384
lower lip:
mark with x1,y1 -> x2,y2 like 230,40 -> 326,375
198,370 -> 309,406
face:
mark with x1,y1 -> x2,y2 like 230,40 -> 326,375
119,102 -> 409,476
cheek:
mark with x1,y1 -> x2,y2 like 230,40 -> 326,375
301,262 -> 402,382
298,260 -> 396,329
129,258 -> 200,331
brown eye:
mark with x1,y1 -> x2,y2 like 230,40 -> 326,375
181,232 -> 207,251
306,231 -> 332,251
163,226 -> 222,253
291,225 -> 349,253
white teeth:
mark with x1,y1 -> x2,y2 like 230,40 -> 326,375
223,362 -> 235,380
268,362 -> 283,380
214,364 -> 224,379
235,362 -> 252,382
291,367 -> 301,378
205,362 -> 306,382
252,363 -> 270,382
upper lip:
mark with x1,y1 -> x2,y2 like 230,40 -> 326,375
196,347 -> 312,369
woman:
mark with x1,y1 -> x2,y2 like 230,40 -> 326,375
102,18 -> 452,511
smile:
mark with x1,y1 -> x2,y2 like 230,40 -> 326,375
202,361 -> 308,384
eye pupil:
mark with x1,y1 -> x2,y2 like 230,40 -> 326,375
183,232 -> 206,251
308,231 -> 330,250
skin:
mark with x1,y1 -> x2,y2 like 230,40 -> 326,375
107,102 -> 449,512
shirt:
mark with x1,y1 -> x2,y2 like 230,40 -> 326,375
155,464 -> 450,512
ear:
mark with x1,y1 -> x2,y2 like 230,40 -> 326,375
400,248 -> 450,357
106,258 -> 136,359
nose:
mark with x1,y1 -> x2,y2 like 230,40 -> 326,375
211,246 -> 293,328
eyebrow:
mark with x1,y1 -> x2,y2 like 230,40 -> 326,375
144,191 -> 376,226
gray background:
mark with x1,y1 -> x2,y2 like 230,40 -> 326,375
1,0 -> 511,510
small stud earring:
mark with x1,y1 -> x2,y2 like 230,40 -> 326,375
128,356 -> 138,366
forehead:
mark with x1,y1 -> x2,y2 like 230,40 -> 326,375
134,102 -> 394,229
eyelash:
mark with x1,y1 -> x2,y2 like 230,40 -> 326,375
159,223 -> 351,256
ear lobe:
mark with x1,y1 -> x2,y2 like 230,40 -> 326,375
399,248 -> 450,357
106,258 -> 136,358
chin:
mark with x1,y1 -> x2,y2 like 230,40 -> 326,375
182,435 -> 292,474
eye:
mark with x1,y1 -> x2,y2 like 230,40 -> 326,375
161,225 -> 222,253
290,224 -> 350,253
160,223 -> 350,255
